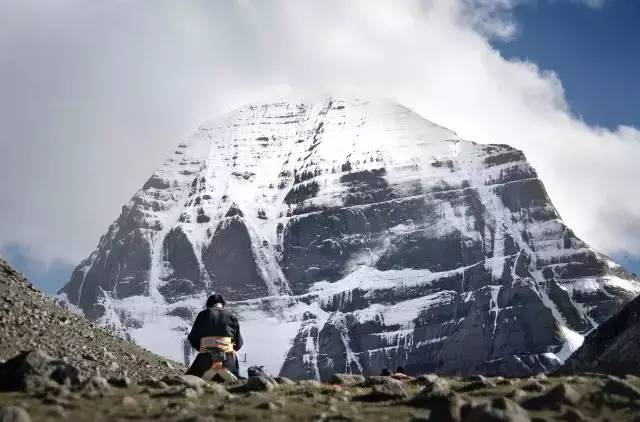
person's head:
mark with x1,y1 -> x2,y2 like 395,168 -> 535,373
206,294 -> 225,308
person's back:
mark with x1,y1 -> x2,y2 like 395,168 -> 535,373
186,294 -> 243,379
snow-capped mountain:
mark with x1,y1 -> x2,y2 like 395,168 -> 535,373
59,98 -> 640,379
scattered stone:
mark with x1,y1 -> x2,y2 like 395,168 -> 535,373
0,351 -> 79,392
256,401 -> 280,410
562,408 -> 587,422
458,379 -> 495,392
410,390 -> 464,422
297,380 -> 322,389
359,381 -> 407,402
274,376 -> 295,385
361,376 -> 401,387
329,374 -> 365,386
413,374 -> 440,385
151,385 -> 201,399
82,376 -> 111,398
523,383 -> 581,411
163,375 -> 207,390
108,376 -> 131,388
602,378 -> 640,400
463,397 -> 531,422
121,395 -> 138,408
246,376 -> 276,392
521,381 -> 545,393
0,405 -> 31,422
464,375 -> 488,383
415,377 -> 451,397
507,389 -> 528,402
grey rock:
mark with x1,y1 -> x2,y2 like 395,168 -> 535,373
602,378 -> 640,400
329,374 -> 365,386
121,395 -> 138,408
562,288 -> 640,376
359,382 -> 407,402
522,383 -> 581,410
0,351 -> 79,393
361,376 -> 401,387
463,397 -> 530,422
507,389 -> 528,402
151,385 -> 201,399
246,376 -> 276,392
82,376 -> 111,398
521,381 -> 545,392
410,390 -> 464,421
108,376 -> 132,388
162,374 -> 207,390
274,376 -> 295,385
0,406 -> 31,422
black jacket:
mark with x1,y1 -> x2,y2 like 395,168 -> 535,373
187,307 -> 243,351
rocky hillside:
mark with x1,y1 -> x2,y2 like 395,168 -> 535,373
0,257 -> 184,379
58,98 -> 640,379
561,293 -> 640,376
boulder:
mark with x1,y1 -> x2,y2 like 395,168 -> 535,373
463,397 -> 530,422
0,406 -> 31,422
0,351 -> 79,393
329,374 -> 366,386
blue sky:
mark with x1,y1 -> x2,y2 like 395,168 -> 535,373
495,0 -> 640,129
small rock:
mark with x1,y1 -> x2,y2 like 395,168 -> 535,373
163,375 -> 207,390
256,401 -> 280,410
121,396 -> 138,408
522,383 -> 581,411
361,376 -> 401,387
0,405 -> 31,422
414,377 -> 451,397
463,397 -> 530,422
507,389 -> 528,402
410,390 -> 464,421
108,376 -> 132,388
139,377 -> 167,388
521,381 -> 545,393
329,373 -> 366,386
359,381 -> 407,402
274,376 -> 295,385
413,374 -> 440,385
82,376 -> 111,398
602,378 -> 640,400
203,382 -> 229,397
458,379 -> 495,392
151,385 -> 201,399
297,379 -> 322,388
562,408 -> 587,422
0,350 -> 78,393
247,376 -> 275,392
464,374 -> 488,383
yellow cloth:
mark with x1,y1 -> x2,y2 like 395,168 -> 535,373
199,336 -> 234,353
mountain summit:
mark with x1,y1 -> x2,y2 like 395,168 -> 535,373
59,98 -> 640,379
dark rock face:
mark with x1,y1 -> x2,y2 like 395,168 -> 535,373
58,98 -> 639,378
202,216 -> 270,301
561,293 -> 640,376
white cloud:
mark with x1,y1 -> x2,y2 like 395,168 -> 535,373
0,0 -> 637,266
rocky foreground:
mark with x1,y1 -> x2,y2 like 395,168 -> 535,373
2,354 -> 640,422
3,259 -> 640,421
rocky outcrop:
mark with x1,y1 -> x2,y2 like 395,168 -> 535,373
561,293 -> 640,376
58,98 -> 640,377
